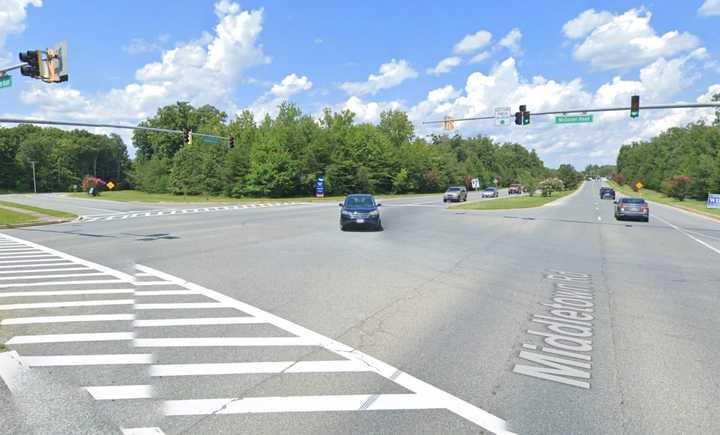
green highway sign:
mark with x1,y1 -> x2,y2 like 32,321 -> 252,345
0,75 -> 11,89
198,136 -> 221,145
555,114 -> 593,124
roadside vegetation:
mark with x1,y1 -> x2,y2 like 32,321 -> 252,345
2,101 -> 588,200
453,185 -> 578,210
0,200 -> 76,226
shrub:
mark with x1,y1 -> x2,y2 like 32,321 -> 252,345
662,175 -> 692,201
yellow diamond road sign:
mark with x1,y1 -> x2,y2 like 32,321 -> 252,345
106,181 -> 115,190
635,181 -> 643,189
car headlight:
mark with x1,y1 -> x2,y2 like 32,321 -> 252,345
369,210 -> 379,217
341,210 -> 353,216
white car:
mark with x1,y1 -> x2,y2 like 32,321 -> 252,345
481,187 -> 499,198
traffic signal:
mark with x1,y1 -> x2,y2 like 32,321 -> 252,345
19,50 -> 42,78
630,95 -> 640,118
517,105 -> 530,125
182,128 -> 192,144
229,137 -> 235,148
443,115 -> 454,130
523,111 -> 530,125
514,112 -> 522,125
45,42 -> 69,83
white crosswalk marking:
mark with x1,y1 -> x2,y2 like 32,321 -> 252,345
0,232 -> 511,435
77,202 -> 310,223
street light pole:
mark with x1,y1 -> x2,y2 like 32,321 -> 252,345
29,160 -> 38,193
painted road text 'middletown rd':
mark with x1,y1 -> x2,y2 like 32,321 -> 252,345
513,270 -> 597,389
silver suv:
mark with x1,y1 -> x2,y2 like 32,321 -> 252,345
443,186 -> 467,202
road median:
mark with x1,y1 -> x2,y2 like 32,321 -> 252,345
450,187 -> 578,210
0,200 -> 76,228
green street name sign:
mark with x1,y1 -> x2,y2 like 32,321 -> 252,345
0,75 -> 11,89
198,136 -> 221,145
555,114 -> 593,124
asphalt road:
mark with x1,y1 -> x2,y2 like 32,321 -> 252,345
1,181 -> 718,434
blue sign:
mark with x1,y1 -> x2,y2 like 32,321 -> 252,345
707,193 -> 720,209
316,177 -> 325,197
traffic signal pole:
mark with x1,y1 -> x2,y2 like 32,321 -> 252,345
0,63 -> 28,76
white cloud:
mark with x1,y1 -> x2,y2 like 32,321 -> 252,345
313,37 -> 323,45
17,1 -> 269,149
699,0 -> 720,16
426,56 -> 461,76
453,30 -> 492,54
469,51 -> 490,64
404,55 -> 716,167
566,8 -> 700,70
498,28 -> 522,54
337,96 -> 405,124
340,59 -> 418,96
562,9 -> 613,39
122,34 -> 169,54
270,73 -> 312,98
0,0 -> 42,64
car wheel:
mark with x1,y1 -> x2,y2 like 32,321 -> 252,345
443,199 -> 447,203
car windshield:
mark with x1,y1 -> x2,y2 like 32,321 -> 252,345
447,187 -> 461,192
485,188 -> 495,191
621,198 -> 645,204
345,196 -> 375,208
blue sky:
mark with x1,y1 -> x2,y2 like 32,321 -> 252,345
1,0 -> 719,167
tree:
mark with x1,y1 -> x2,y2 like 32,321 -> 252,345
662,176 -> 692,201
556,164 -> 581,190
378,110 -> 414,147
538,177 -> 564,197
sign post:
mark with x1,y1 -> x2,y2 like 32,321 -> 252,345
707,193 -> 720,209
494,106 -> 511,126
315,177 -> 325,198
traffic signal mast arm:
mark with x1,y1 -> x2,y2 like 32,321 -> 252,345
423,102 -> 720,126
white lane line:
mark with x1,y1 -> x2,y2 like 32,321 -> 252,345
86,385 -> 153,400
150,360 -> 371,377
0,249 -> 39,253
0,258 -> 65,265
6,332 -> 134,344
0,254 -> 54,260
134,290 -> 197,296
654,214 -> 720,256
133,337 -> 318,347
135,302 -> 227,310
0,261 -> 73,269
163,394 -> 441,416
136,264 -> 511,434
0,266 -> 90,274
133,281 -> 178,286
0,288 -> 134,298
1,314 -> 134,325
21,353 -> 153,367
135,272 -> 153,277
121,428 -> 166,435
0,271 -> 108,281
133,317 -> 260,327
0,279 -> 126,288
0,299 -> 133,310
0,233 -> 135,281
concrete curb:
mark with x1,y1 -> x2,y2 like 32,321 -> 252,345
0,218 -> 74,230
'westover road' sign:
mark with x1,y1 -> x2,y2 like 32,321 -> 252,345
555,115 -> 593,124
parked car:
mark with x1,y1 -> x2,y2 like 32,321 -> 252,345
508,184 -> 522,195
339,194 -> 382,231
443,186 -> 468,202
600,187 -> 615,200
614,197 -> 649,222
481,187 -> 499,198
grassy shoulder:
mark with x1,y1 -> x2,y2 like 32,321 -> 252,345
452,189 -> 576,210
608,181 -> 720,220
67,190 -> 436,204
0,207 -> 37,225
0,200 -> 76,219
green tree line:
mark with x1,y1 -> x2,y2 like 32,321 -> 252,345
131,101 -> 551,197
0,125 -> 130,192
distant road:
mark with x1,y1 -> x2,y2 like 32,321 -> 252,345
1,180 -> 718,434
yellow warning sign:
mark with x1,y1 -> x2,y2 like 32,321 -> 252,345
635,181 -> 643,190
106,181 -> 115,190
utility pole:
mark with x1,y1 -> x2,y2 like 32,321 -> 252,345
29,160 -> 38,193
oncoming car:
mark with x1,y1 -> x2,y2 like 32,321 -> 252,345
443,186 -> 467,202
339,194 -> 382,231
481,187 -> 499,198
